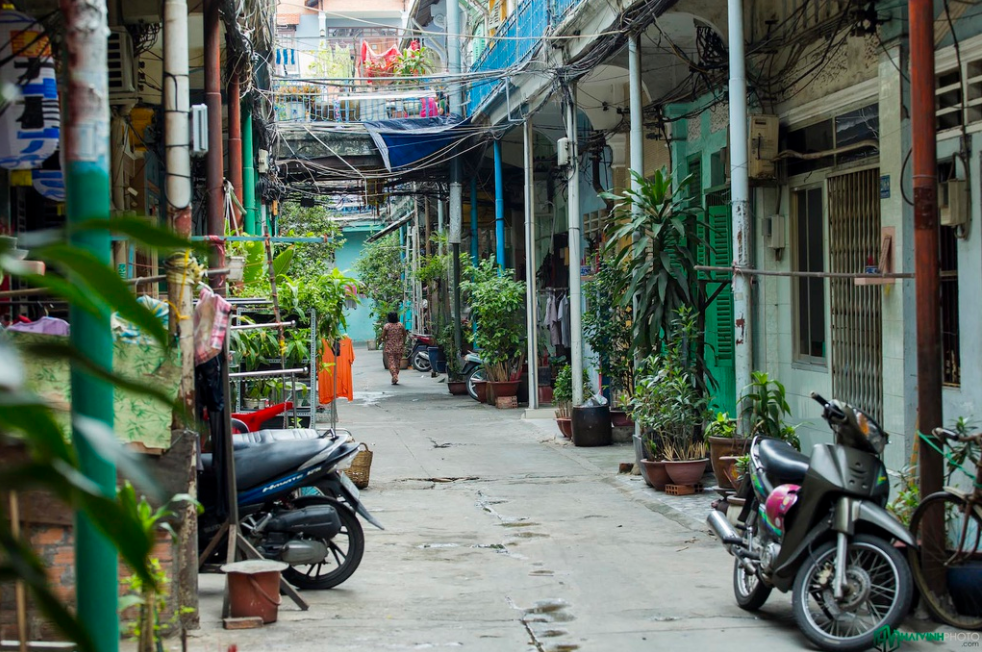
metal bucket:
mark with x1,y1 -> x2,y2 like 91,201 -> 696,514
222,560 -> 288,624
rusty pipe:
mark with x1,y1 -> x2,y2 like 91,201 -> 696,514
910,0 -> 944,592
205,0 -> 225,294
228,70 -> 243,234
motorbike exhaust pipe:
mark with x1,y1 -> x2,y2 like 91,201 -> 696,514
707,510 -> 743,547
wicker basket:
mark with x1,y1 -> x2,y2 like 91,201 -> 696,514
344,443 -> 373,489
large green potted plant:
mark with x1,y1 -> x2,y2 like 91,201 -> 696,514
741,371 -> 800,450
601,169 -> 708,364
582,257 -> 634,427
462,260 -> 527,399
553,364 -> 574,438
631,307 -> 711,488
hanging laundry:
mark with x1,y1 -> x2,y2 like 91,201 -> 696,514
319,337 -> 355,404
113,296 -> 168,344
560,294 -> 571,348
6,315 -> 69,336
194,286 -> 232,365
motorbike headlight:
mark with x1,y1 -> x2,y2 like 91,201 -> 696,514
856,410 -> 888,455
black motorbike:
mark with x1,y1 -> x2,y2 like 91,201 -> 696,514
707,393 -> 913,652
199,427 -> 382,590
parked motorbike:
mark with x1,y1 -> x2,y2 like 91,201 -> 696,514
411,333 -> 436,372
707,392 -> 913,652
462,352 -> 484,400
199,427 -> 383,589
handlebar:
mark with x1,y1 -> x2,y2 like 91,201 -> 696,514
810,391 -> 843,416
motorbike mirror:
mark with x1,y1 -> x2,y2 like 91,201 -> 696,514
810,392 -> 828,406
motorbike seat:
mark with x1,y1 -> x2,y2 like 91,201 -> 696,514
757,438 -> 809,485
202,439 -> 331,490
232,428 -> 322,450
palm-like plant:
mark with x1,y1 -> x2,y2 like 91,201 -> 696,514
601,169 -> 707,360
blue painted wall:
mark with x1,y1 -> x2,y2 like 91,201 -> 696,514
334,229 -> 376,344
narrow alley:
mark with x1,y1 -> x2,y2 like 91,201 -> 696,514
190,350 -> 913,652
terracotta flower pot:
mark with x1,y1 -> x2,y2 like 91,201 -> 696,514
665,458 -> 710,486
489,380 -> 520,398
610,409 -> 635,428
639,459 -> 670,490
473,380 -> 488,403
448,381 -> 468,395
556,417 -> 572,439
708,436 -> 751,490
717,455 -> 742,488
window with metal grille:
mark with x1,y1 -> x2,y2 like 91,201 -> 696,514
793,187 -> 826,362
940,225 -> 960,385
936,59 -> 982,132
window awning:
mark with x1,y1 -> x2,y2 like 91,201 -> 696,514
363,115 -> 469,171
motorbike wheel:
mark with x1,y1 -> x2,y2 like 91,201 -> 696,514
465,366 -> 485,401
733,555 -> 772,611
412,349 -> 432,372
280,496 -> 365,590
792,533 -> 912,652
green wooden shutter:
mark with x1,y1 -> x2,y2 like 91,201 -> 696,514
705,205 -> 736,416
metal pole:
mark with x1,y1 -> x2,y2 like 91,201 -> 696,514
566,84 -> 584,405
910,0 -> 944,591
164,0 -> 199,624
447,0 -> 464,355
629,33 -> 643,431
205,0 -> 225,293
227,71 -> 243,233
523,119 -> 539,408
242,107 -> 257,234
59,0 -> 118,648
494,140 -> 506,269
471,176 -> 480,264
727,0 -> 752,434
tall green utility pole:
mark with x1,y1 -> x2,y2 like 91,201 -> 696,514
59,0 -> 118,649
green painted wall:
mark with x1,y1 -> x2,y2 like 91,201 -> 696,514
334,229 -> 377,344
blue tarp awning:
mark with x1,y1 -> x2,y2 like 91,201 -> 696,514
363,115 -> 469,171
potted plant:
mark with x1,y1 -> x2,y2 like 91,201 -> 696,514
462,260 -> 527,400
705,411 -> 750,490
639,435 -> 670,490
583,257 -> 635,428
741,371 -> 801,450
631,307 -> 710,488
553,364 -> 574,438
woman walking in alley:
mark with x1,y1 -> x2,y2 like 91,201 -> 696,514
382,311 -> 406,385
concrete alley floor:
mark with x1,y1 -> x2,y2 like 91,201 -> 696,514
190,349 -> 947,652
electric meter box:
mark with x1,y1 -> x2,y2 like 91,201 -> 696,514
748,115 -> 779,179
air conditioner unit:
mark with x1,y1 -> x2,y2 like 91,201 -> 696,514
108,28 -> 138,96
748,115 -> 779,179
939,178 -> 969,227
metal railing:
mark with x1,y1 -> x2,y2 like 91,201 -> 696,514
273,83 -> 443,124
468,0 -> 580,112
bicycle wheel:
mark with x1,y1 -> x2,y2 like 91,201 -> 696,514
908,491 -> 982,629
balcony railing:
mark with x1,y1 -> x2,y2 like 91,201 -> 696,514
468,0 -> 584,113
274,83 -> 443,124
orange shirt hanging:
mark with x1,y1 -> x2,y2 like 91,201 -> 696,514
319,337 -> 355,404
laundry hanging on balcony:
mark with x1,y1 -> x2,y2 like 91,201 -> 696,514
0,9 -> 60,170
363,115 -> 469,171
275,48 -> 296,67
